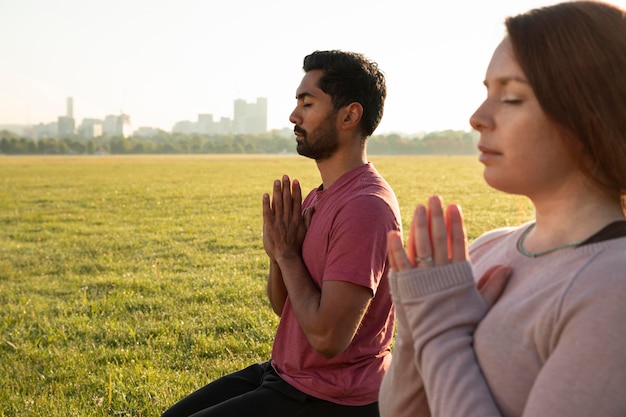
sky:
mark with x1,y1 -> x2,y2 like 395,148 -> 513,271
2,0 -> 625,135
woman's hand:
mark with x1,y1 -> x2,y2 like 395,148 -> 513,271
389,195 -> 468,272
388,195 -> 511,308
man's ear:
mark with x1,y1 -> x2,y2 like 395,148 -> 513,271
340,102 -> 363,130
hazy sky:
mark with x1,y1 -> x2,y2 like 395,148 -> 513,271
2,0 -> 625,134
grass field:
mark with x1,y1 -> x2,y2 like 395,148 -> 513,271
0,154 -> 534,416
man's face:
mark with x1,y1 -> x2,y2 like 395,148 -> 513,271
289,70 -> 340,161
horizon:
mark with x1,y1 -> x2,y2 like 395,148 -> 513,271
2,0 -> 625,135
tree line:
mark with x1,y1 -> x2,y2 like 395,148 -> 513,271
0,129 -> 478,156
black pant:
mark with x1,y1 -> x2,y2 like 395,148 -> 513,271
161,361 -> 379,417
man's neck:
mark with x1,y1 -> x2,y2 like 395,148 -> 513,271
316,149 -> 367,190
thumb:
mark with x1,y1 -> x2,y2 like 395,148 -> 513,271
303,206 -> 315,229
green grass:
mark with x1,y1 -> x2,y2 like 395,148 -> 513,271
0,154 -> 534,416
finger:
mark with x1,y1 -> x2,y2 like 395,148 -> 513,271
428,196 -> 448,265
262,192 -> 271,217
388,230 -> 412,272
303,206 -> 315,229
291,178 -> 302,217
281,175 -> 292,216
477,265 -> 512,309
407,206 -> 418,266
262,193 -> 275,255
262,192 -> 273,227
272,179 -> 282,214
445,204 -> 468,263
413,204 -> 433,268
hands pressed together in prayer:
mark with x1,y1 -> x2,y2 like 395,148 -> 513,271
262,175 -> 313,263
388,195 -> 511,308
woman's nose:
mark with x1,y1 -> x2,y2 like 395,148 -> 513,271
469,100 -> 492,132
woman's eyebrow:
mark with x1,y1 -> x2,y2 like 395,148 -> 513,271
483,75 -> 529,88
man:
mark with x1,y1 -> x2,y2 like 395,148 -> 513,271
162,50 -> 401,417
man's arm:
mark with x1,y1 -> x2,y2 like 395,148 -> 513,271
266,259 -> 287,316
263,175 -> 373,358
275,254 -> 373,358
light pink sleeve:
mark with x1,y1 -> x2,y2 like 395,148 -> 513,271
389,262 -> 502,417
379,274 -> 431,417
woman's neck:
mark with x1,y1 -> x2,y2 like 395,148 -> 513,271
527,188 -> 624,254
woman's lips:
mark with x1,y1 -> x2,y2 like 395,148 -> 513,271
478,144 -> 501,164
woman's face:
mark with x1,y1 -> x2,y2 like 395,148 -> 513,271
470,38 -> 579,199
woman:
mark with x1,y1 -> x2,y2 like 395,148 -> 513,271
379,2 -> 626,416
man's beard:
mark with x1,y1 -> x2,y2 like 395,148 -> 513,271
295,112 -> 339,161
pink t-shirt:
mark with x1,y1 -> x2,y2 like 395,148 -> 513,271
271,163 -> 401,405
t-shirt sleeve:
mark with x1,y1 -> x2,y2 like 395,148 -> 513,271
322,195 -> 399,294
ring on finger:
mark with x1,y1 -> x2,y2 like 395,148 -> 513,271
415,256 -> 433,265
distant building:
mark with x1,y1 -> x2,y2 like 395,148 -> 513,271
197,114 -> 214,134
197,113 -> 233,134
103,115 -> 117,135
233,97 -> 267,134
57,96 -> 76,138
172,113 -> 236,135
119,114 -> 132,138
57,116 -> 75,138
78,118 -> 103,139
170,97 -> 267,135
30,122 -> 58,140
103,113 -> 132,138
215,116 -> 233,134
66,97 -> 74,118
172,120 -> 196,135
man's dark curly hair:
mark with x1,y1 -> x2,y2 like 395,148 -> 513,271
303,50 -> 386,138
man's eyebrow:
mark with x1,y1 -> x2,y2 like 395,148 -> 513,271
296,92 -> 315,100
483,75 -> 529,87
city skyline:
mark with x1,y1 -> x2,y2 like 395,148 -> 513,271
2,0 -> 625,135
2,95 -> 271,140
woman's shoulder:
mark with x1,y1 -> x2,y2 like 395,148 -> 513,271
469,223 -> 527,251
573,237 -> 626,281
557,238 -> 626,330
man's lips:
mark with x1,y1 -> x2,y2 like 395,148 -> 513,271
294,127 -> 306,138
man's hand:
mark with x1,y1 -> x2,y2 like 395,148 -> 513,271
262,175 -> 306,262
